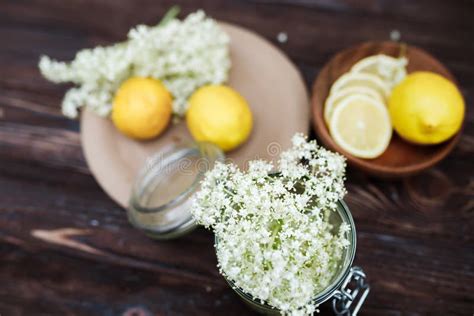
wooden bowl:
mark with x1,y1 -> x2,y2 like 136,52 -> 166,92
312,41 -> 463,178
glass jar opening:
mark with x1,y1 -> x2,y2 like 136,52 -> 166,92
128,142 -> 224,239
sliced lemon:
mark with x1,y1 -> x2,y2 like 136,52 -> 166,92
330,72 -> 391,100
324,86 -> 384,124
351,54 -> 407,88
329,94 -> 392,159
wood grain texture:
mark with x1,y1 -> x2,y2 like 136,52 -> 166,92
0,0 -> 473,315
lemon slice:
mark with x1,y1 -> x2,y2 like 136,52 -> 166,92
324,86 -> 384,124
351,54 -> 407,88
329,94 -> 392,159
330,72 -> 391,100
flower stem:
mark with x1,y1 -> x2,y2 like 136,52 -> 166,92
159,6 -> 181,26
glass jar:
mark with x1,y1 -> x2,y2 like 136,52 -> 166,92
216,200 -> 369,315
127,142 -> 224,239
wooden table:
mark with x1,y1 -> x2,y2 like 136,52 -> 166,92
0,1 -> 472,315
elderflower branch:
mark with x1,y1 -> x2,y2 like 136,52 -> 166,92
38,9 -> 230,118
191,134 -> 349,316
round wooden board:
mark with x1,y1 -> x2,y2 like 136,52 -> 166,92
81,22 -> 309,208
311,41 -> 463,178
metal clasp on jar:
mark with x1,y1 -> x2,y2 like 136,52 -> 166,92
332,266 -> 370,316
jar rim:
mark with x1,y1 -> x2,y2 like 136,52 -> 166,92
129,142 -> 224,214
127,141 -> 224,239
130,148 -> 200,214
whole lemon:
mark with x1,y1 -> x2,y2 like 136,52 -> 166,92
389,71 -> 464,144
112,77 -> 172,140
186,85 -> 253,151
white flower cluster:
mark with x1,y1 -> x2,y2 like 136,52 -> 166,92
192,134 -> 349,315
38,10 -> 230,118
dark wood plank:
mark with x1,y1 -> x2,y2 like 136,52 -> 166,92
0,0 -> 473,315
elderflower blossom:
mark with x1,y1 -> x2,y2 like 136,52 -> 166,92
191,134 -> 350,315
38,10 -> 230,118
